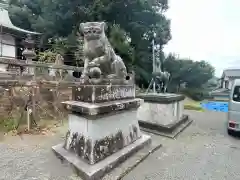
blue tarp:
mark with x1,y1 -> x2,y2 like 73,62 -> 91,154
200,101 -> 229,112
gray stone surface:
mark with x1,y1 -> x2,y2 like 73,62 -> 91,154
137,95 -> 184,128
1,110 -> 240,180
62,109 -> 143,165
137,93 -> 185,103
62,98 -> 142,117
139,115 -> 193,138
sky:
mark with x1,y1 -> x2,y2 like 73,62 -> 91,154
164,0 -> 240,77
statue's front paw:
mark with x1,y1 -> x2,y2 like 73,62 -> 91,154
89,61 -> 99,67
80,73 -> 87,78
80,74 -> 89,82
107,74 -> 117,79
88,61 -> 94,66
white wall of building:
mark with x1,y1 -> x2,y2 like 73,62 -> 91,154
228,79 -> 234,89
0,34 -> 16,58
222,78 -> 237,90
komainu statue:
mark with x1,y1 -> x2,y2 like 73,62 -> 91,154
79,22 -> 127,82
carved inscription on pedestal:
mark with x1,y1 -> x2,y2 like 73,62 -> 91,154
72,85 -> 135,103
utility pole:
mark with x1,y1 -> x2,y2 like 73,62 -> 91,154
146,33 -> 157,94
152,37 -> 156,93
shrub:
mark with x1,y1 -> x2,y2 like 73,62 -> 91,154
37,50 -> 58,63
0,117 -> 17,132
181,88 -> 208,101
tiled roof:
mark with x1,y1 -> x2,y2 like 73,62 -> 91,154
221,69 -> 240,78
210,88 -> 230,96
0,7 -> 40,35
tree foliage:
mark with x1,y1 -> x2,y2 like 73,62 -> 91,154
164,54 -> 215,92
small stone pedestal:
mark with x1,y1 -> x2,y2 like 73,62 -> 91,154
137,93 -> 192,138
52,85 -> 151,180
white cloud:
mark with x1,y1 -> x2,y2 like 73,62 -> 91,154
164,0 -> 240,77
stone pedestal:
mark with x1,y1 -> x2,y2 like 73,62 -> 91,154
137,93 -> 192,138
52,85 -> 151,180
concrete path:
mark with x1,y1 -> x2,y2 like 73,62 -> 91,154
0,110 -> 240,180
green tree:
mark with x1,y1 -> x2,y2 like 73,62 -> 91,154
164,54 -> 215,92
184,60 -> 215,88
109,24 -> 134,70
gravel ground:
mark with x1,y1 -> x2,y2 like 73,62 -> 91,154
0,110 -> 240,180
125,110 -> 240,180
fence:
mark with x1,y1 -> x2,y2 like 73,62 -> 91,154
0,11 -> 86,132
0,56 -> 84,132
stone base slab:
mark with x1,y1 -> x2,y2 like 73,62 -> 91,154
52,134 -> 151,180
136,93 -> 185,104
62,98 -> 143,118
139,115 -> 193,138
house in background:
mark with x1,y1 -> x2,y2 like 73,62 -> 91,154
210,68 -> 240,101
0,4 -> 40,71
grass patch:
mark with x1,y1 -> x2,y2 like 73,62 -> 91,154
0,117 -> 18,132
184,104 -> 204,111
183,97 -> 204,111
0,114 -> 67,135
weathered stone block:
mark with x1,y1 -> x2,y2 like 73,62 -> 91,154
63,109 -> 142,165
137,94 -> 185,126
137,93 -> 192,138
